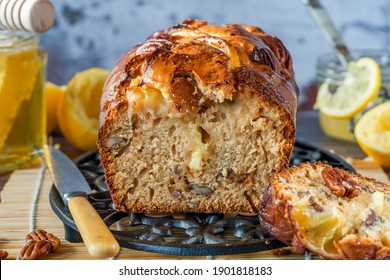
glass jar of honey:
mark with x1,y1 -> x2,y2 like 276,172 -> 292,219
0,30 -> 47,173
316,50 -> 390,142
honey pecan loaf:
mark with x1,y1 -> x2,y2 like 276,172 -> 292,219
259,162 -> 390,259
97,19 -> 299,213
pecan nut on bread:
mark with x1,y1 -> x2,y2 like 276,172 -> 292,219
97,19 -> 299,214
259,162 -> 390,259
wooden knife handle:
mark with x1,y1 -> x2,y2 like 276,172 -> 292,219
68,196 -> 120,258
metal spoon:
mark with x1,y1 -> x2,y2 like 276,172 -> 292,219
301,0 -> 352,66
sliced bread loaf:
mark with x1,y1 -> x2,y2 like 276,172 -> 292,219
259,162 -> 390,259
97,19 -> 299,214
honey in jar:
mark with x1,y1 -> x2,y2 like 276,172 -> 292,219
0,30 -> 46,173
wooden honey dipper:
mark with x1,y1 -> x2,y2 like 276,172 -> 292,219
0,0 -> 55,33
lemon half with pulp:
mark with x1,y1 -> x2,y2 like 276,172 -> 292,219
315,57 -> 381,119
354,101 -> 390,167
57,68 -> 109,151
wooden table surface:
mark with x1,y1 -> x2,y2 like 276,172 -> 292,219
0,110 -> 389,260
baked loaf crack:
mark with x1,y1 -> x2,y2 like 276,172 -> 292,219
97,19 -> 299,213
259,162 -> 390,259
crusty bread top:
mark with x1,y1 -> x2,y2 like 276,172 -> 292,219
99,19 -> 299,127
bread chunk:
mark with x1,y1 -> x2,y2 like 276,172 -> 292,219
97,19 -> 299,214
259,162 -> 390,259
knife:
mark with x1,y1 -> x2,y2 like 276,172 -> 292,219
301,0 -> 352,66
40,145 -> 120,258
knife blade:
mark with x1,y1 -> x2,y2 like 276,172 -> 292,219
40,145 -> 120,258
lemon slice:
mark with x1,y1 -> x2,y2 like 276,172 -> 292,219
354,101 -> 390,167
57,68 -> 109,151
314,57 -> 381,119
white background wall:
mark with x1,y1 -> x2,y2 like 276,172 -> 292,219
42,0 -> 390,107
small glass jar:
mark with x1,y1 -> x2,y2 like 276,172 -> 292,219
316,50 -> 390,142
0,30 -> 47,173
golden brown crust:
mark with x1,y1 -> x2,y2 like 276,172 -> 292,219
258,184 -> 294,245
259,162 -> 390,259
99,19 -> 298,128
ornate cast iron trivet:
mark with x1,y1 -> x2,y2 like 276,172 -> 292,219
49,139 -> 355,256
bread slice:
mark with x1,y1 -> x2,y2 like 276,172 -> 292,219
259,162 -> 390,259
97,19 -> 299,214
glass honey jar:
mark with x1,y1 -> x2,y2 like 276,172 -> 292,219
0,30 -> 47,173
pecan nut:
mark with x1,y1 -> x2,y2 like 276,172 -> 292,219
0,250 -> 8,260
26,229 -> 61,252
18,240 -> 52,260
189,184 -> 214,195
322,166 -> 362,198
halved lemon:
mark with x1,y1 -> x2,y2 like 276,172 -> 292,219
57,68 -> 109,151
45,82 -> 66,134
354,101 -> 390,167
314,57 -> 381,119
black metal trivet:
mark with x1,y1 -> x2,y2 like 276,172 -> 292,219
49,139 -> 355,256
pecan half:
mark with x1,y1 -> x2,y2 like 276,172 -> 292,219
189,184 -> 213,195
322,166 -> 362,198
26,229 -> 61,252
363,209 -> 385,228
18,240 -> 52,260
0,250 -> 8,260
106,136 -> 126,150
